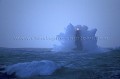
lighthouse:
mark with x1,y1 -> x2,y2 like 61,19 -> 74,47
75,27 -> 82,50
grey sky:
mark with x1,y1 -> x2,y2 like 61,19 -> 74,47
0,0 -> 120,48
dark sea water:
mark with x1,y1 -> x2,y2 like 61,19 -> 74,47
0,47 -> 120,79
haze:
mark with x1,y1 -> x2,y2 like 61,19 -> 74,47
0,0 -> 120,48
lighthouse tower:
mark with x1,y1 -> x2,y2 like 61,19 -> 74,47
75,27 -> 82,50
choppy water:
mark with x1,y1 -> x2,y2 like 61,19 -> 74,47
0,48 -> 120,79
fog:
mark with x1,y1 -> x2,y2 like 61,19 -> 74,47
0,0 -> 120,48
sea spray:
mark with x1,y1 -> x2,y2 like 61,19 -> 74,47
53,24 -> 98,52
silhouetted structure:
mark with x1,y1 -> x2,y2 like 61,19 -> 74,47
75,28 -> 82,50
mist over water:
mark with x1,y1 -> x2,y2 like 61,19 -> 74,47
53,24 -> 99,52
0,0 -> 120,79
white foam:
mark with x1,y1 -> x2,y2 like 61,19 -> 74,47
5,60 -> 60,78
53,24 -> 99,52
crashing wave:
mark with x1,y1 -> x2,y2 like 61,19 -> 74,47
53,23 -> 99,52
4,60 -> 62,78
